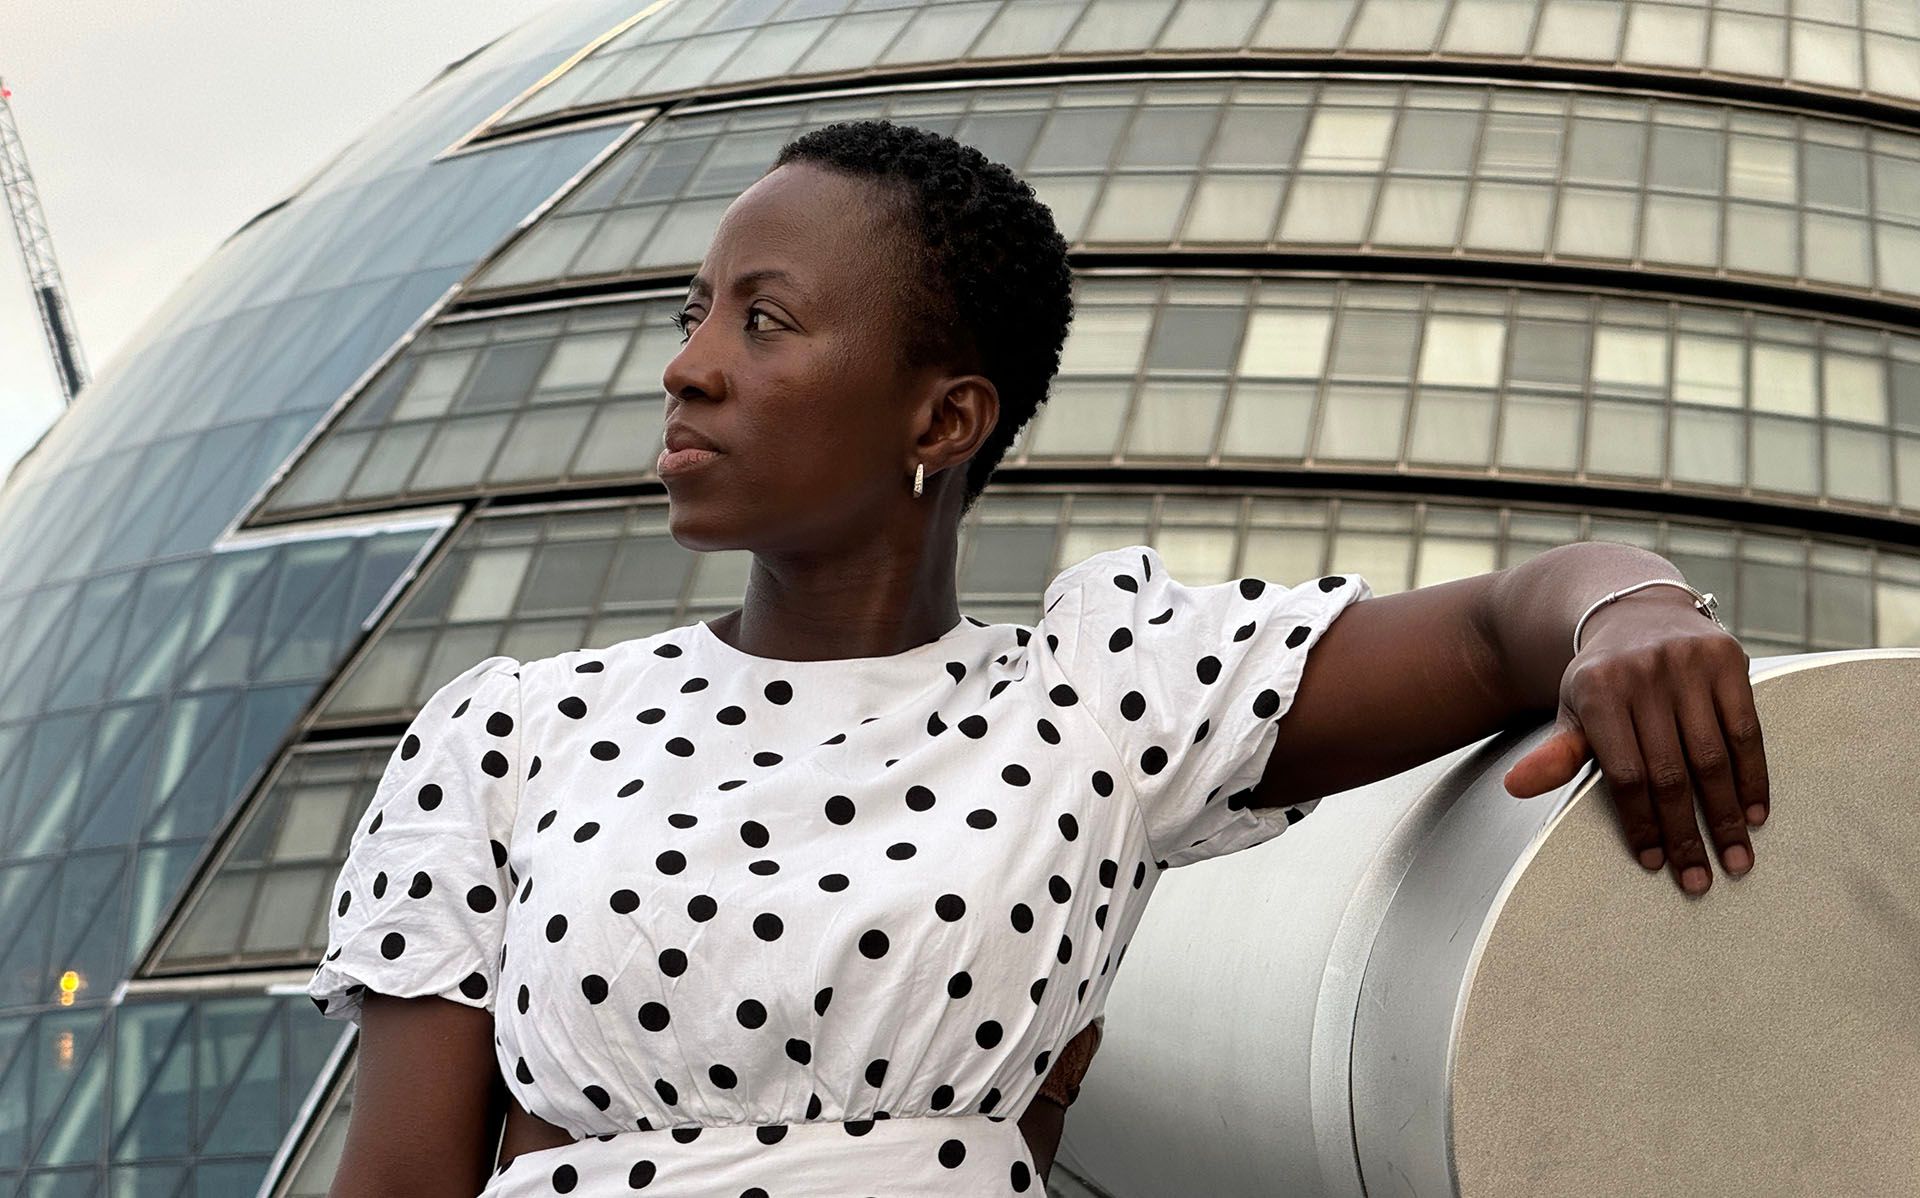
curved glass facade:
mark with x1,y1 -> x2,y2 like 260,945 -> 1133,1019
469,75 -> 1920,305
1,0 -> 1915,1194
492,0 -> 1920,129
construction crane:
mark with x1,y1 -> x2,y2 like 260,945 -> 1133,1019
0,77 -> 89,406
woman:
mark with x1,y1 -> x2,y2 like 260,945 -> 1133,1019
309,120 -> 1767,1196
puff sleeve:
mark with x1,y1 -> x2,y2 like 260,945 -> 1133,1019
306,655 -> 525,1027
1042,546 -> 1371,869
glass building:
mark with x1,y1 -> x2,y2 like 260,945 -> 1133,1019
2,0 -> 1918,1194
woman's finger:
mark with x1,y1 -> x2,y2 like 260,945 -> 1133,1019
1713,663 -> 1771,828
1673,680 -> 1753,877
1574,691 -> 1664,871
1629,697 -> 1713,895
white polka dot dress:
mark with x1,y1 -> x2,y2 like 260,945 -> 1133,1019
308,545 -> 1370,1195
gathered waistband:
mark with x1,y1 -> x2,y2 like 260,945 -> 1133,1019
479,1112 -> 1040,1196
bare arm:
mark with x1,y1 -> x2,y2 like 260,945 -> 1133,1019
329,994 -> 506,1198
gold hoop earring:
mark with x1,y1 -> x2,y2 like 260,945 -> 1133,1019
913,462 -> 924,498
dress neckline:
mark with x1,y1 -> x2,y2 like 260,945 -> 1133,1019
694,613 -> 975,667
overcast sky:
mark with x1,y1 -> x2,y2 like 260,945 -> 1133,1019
0,0 -> 566,479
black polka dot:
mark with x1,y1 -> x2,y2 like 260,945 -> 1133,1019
931,1083 -> 954,1109
639,1002 -> 670,1031
629,1161 -> 656,1188
546,914 -> 567,942
818,874 -> 848,892
593,740 -> 622,760
551,1164 -> 576,1193
417,784 -> 442,810
481,750 -> 508,777
1012,1160 -> 1032,1190
904,785 -> 935,811
688,894 -> 717,921
975,1020 -> 1002,1049
886,841 -> 916,860
825,795 -> 856,824
814,986 -> 833,1016
380,932 -> 405,960
610,889 -> 639,914
656,850 -> 685,875
573,821 -> 600,842
458,972 -> 487,1000
736,999 -> 766,1028
583,1084 -> 610,1111
466,884 -> 496,913
938,1139 -> 966,1168
786,1038 -> 812,1065
966,808 -> 997,830
399,734 -> 419,760
581,975 -> 608,1004
658,948 -> 687,976
864,1058 -> 888,1086
740,820 -> 769,848
558,696 -> 587,719
935,894 -> 965,921
947,971 -> 971,999
709,1063 -> 737,1088
754,913 -> 784,941
1010,903 -> 1033,933
859,929 -> 889,959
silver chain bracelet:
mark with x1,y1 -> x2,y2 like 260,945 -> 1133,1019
1571,579 -> 1727,656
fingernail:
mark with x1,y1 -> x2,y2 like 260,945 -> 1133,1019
1746,804 -> 1766,826
1724,845 -> 1751,873
1682,866 -> 1709,893
1638,848 -> 1664,870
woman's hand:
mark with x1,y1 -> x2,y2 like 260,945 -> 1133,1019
1499,598 -> 1771,896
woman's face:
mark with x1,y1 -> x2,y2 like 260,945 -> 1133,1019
660,162 -> 983,556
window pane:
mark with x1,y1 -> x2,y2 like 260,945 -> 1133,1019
1159,0 -> 1267,47
1221,382 -> 1317,458
1898,434 -> 1920,508
1675,335 -> 1745,407
579,401 -> 663,478
1751,414 -> 1820,493
1028,175 -> 1101,242
1315,385 -> 1407,460
1499,393 -> 1583,471
1277,176 -> 1376,243
1182,173 -> 1285,242
1329,311 -> 1419,381
1418,315 -> 1506,387
1508,319 -> 1589,388
1408,389 -> 1495,465
411,416 -> 511,492
1059,306 -> 1153,374
1463,182 -> 1552,252
1878,224 -> 1920,296
1567,117 -> 1646,186
1804,143 -> 1870,213
1671,406 -> 1746,486
1803,213 -> 1873,286
1126,381 -> 1224,456
1534,0 -> 1625,58
1117,108 -> 1217,169
391,353 -> 474,422
1208,105 -> 1307,169
636,198 -> 729,268
1299,109 -> 1393,171
1084,176 -> 1192,243
1478,112 -> 1562,180
1349,0 -> 1449,49
1371,178 -> 1466,245
1239,309 -> 1331,377
343,426 -> 432,499
1028,381 -> 1128,456
1728,134 -> 1796,203
1624,4 -> 1706,67
1753,343 -> 1818,414
1146,306 -> 1246,372
1826,427 -> 1891,503
1439,0 -> 1532,52
458,342 -> 551,413
1585,400 -> 1665,476
1554,187 -> 1638,258
1824,353 -> 1887,424
1642,194 -> 1720,267
488,408 -> 594,483
1649,125 -> 1723,193
1029,108 -> 1129,171
537,332 -> 630,397
1390,110 -> 1479,173
1593,326 -> 1668,397
1726,202 -> 1799,276
1064,0 -> 1179,53
1711,12 -> 1787,78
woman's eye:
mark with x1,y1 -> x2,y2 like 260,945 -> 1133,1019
668,307 -> 777,343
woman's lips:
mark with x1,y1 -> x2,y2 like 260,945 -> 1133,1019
658,446 -> 723,476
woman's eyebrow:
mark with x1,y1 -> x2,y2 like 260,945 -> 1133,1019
687,268 -> 812,304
